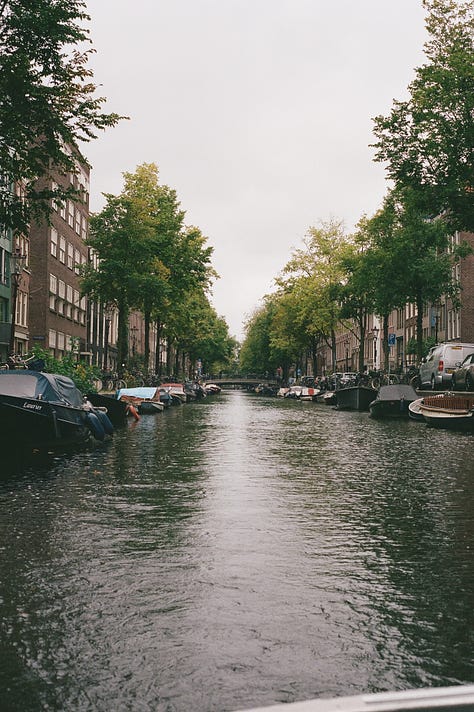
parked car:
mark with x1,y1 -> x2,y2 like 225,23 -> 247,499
452,352 -> 474,391
418,342 -> 474,390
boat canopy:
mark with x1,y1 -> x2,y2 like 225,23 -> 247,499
375,384 -> 418,401
0,370 -> 85,406
116,387 -> 158,400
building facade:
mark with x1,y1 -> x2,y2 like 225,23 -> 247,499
28,160 -> 90,359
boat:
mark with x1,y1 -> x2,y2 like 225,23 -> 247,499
419,393 -> 474,431
408,397 -> 425,422
322,390 -> 337,405
203,383 -> 221,395
116,386 -> 165,414
369,384 -> 419,419
86,391 -> 129,426
0,369 -> 113,451
335,385 -> 377,411
159,382 -> 187,404
284,385 -> 321,401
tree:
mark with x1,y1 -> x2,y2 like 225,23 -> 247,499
0,0 -> 124,234
277,219 -> 348,371
372,0 -> 474,231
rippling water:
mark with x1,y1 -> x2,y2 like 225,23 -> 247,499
1,390 -> 474,711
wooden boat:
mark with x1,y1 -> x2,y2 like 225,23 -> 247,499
408,397 -> 425,422
0,370 -> 113,451
419,393 -> 474,431
117,386 -> 165,414
369,384 -> 419,419
335,385 -> 377,411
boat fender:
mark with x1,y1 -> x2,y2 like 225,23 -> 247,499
126,404 -> 140,421
93,408 -> 114,435
86,411 -> 106,441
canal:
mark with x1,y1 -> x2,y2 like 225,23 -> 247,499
1,389 -> 474,711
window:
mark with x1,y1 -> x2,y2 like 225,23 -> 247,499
60,200 -> 66,221
49,329 -> 56,348
73,289 -> 80,306
49,273 -> 57,293
74,248 -> 81,274
81,213 -> 88,241
0,247 -> 6,284
66,303 -> 72,319
66,284 -> 73,303
68,200 -> 74,228
58,279 -> 65,299
50,228 -> 58,257
75,209 -> 81,235
49,294 -> 56,311
67,243 -> 74,269
59,236 -> 66,263
57,299 -> 64,315
57,332 -> 65,350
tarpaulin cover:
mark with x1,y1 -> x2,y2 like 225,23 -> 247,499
0,370 -> 84,407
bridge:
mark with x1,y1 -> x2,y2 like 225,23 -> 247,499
206,377 -> 279,388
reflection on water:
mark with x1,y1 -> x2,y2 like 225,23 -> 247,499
1,391 -> 474,711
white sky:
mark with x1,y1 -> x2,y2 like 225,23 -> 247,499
83,0 -> 428,341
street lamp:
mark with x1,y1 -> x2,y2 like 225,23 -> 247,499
372,326 -> 379,369
9,249 -> 26,355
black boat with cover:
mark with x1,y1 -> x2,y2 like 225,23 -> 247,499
0,370 -> 113,450
369,384 -> 419,419
335,385 -> 377,411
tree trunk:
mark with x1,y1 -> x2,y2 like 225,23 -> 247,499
154,319 -> 162,374
117,294 -> 129,377
416,290 -> 424,363
383,313 -> 390,372
144,308 -> 151,372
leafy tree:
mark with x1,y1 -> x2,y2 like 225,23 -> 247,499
277,219 -> 348,371
81,191 -> 155,373
372,0 -> 474,231
0,0 -> 124,234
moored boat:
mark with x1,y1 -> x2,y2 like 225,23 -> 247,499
160,382 -> 187,404
419,393 -> 474,431
369,384 -> 418,419
0,370 -> 113,451
116,386 -> 165,414
335,385 -> 377,411
408,397 -> 425,422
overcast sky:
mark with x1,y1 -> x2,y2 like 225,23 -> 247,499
83,0 -> 428,341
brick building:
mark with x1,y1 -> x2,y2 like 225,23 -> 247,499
28,159 -> 90,358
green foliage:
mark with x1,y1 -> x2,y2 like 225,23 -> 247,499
372,0 -> 474,231
29,346 -> 101,394
0,0 -> 125,235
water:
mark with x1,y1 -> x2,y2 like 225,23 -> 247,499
1,390 -> 474,711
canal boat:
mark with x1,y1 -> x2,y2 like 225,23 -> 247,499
160,382 -> 187,404
408,397 -> 425,422
419,393 -> 474,431
284,385 -> 321,401
0,369 -> 113,450
369,384 -> 419,419
116,386 -> 165,414
335,384 -> 377,411
86,391 -> 129,426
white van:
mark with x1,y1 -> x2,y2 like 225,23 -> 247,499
419,342 -> 474,389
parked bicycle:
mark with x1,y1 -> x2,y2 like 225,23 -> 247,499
102,372 -> 127,391
369,370 -> 400,389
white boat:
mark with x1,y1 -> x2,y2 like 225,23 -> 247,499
284,385 -> 321,401
116,386 -> 165,414
419,393 -> 474,431
408,397 -> 425,422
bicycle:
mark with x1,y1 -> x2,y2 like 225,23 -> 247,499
103,372 -> 127,391
369,371 -> 400,389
